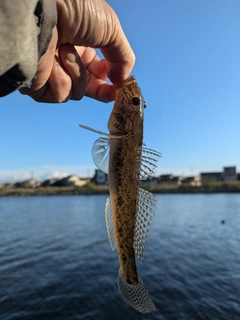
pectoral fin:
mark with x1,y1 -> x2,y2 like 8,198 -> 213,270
91,137 -> 110,174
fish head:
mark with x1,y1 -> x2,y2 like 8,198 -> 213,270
108,76 -> 146,135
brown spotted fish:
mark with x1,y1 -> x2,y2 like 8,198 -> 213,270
78,76 -> 161,313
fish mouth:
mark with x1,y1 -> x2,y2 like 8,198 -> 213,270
115,76 -> 136,89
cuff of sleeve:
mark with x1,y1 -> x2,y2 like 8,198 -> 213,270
35,0 -> 57,59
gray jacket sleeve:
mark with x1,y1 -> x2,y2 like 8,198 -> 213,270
0,0 -> 57,97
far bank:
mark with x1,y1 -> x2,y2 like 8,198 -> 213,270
1,182 -> 240,196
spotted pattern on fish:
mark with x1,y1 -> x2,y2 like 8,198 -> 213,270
108,77 -> 144,286
78,76 -> 158,313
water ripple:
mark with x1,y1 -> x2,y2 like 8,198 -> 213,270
0,194 -> 240,319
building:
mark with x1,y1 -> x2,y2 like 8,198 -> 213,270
182,176 -> 201,186
52,175 -> 88,187
158,174 -> 183,186
159,174 -> 174,183
93,169 -> 108,185
41,178 -> 59,187
14,179 -> 41,188
223,166 -> 237,182
140,176 -> 158,187
171,176 -> 183,185
201,172 -> 222,184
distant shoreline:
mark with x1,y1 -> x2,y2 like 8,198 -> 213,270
0,183 -> 240,196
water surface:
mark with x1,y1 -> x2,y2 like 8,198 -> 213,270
0,194 -> 240,319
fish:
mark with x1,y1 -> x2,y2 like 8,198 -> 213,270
78,76 -> 161,313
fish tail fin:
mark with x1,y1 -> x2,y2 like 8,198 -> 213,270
118,268 -> 157,313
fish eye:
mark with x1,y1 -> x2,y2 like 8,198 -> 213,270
144,101 -> 147,108
131,97 -> 140,106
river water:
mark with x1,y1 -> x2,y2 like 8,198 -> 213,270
0,194 -> 240,320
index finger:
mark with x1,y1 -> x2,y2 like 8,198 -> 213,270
101,47 -> 135,86
100,18 -> 135,85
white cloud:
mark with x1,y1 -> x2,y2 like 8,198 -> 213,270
0,164 -> 96,184
0,163 -> 234,184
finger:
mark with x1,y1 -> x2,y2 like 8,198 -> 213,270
99,12 -> 135,85
58,44 -> 87,100
56,0 -> 135,86
19,26 -> 73,103
85,72 -> 116,102
101,40 -> 135,86
19,27 -> 58,97
75,46 -> 116,102
24,55 -> 72,103
76,46 -> 108,81
44,54 -> 72,102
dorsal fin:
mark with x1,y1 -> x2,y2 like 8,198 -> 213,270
140,147 -> 162,180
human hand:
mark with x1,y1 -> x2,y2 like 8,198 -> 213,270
19,0 -> 135,103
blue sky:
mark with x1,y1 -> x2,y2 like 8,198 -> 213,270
0,0 -> 240,183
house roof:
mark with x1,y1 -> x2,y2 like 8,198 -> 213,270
201,172 -> 222,176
